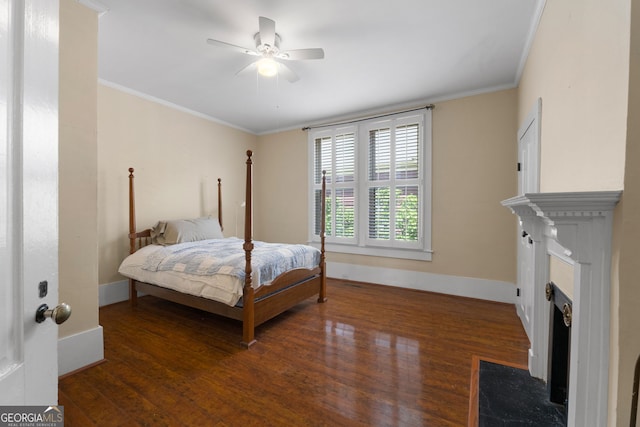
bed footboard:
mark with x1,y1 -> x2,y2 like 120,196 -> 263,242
254,267 -> 322,300
253,275 -> 323,326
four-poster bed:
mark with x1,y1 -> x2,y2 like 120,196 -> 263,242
119,150 -> 327,347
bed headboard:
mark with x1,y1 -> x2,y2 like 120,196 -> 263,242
127,167 -> 223,254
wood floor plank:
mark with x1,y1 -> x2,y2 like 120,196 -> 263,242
58,389 -> 97,427
58,372 -> 143,426
59,279 -> 528,426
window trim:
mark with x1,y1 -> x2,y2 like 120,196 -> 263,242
308,109 -> 432,261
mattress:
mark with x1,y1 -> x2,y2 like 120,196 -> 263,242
118,237 -> 320,307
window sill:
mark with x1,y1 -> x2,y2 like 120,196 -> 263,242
309,241 -> 432,261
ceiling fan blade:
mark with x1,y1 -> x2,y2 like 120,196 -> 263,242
259,16 -> 276,47
278,48 -> 325,61
235,61 -> 258,76
207,38 -> 258,56
277,62 -> 300,83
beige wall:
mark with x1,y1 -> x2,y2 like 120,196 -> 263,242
254,129 -> 310,244
616,0 -> 640,423
97,85 -> 258,285
518,0 -> 629,192
517,0 -> 634,424
58,0 -> 99,338
257,89 -> 519,284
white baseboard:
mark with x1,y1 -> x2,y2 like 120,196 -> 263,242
58,326 -> 104,376
102,266 -> 516,306
99,280 -> 130,306
327,261 -> 517,304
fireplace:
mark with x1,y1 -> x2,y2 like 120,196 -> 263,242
546,281 -> 571,408
502,191 -> 621,426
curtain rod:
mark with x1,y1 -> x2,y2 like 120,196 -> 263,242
302,104 -> 434,131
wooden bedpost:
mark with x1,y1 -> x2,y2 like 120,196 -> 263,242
318,170 -> 327,302
128,168 -> 138,306
217,178 -> 223,231
128,168 -> 136,254
242,150 -> 256,348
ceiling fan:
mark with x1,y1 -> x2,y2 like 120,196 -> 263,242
206,16 -> 325,83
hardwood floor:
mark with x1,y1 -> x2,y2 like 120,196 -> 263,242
59,279 -> 529,426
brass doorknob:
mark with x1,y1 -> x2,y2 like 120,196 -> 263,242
562,303 -> 572,327
35,303 -> 72,324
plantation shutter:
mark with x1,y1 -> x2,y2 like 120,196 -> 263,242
366,121 -> 421,247
394,124 -> 420,242
313,130 -> 356,241
314,136 -> 331,235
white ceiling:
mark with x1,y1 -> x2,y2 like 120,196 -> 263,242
96,0 -> 543,135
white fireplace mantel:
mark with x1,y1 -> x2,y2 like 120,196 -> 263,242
502,190 -> 621,427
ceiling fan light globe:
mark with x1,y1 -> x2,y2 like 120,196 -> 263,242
257,58 -> 278,77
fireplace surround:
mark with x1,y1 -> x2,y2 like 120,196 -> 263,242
502,191 -> 621,426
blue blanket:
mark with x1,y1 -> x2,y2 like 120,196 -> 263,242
142,238 -> 320,286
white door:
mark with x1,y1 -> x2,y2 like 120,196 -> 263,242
515,98 -> 541,341
516,230 -> 535,339
518,98 -> 541,195
0,0 -> 62,405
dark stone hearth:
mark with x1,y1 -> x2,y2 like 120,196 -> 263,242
479,360 -> 566,426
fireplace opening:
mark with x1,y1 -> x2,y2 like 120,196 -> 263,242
546,281 -> 571,409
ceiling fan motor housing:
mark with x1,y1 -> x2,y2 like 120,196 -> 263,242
254,33 -> 283,57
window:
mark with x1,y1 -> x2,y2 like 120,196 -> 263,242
313,127 -> 357,244
309,109 -> 432,261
